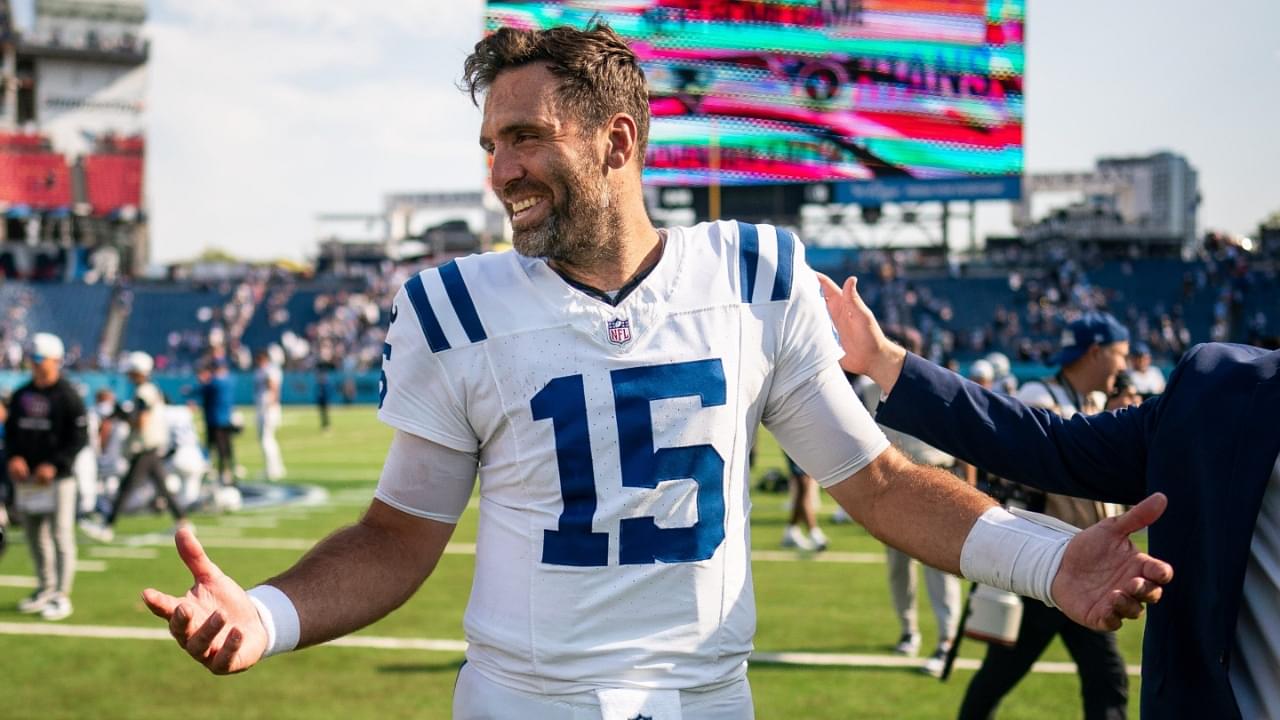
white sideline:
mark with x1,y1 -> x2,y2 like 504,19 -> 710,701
0,622 -> 1140,676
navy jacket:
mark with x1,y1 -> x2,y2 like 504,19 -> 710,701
877,343 -> 1280,719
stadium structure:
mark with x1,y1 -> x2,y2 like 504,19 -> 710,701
0,0 -> 1277,401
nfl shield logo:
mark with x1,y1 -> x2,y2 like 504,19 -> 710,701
607,317 -> 632,346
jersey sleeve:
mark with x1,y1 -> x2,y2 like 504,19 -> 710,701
377,283 -> 479,453
764,363 -> 890,488
767,237 -> 845,403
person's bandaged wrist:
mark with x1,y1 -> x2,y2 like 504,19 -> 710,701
247,585 -> 300,657
960,507 -> 1081,608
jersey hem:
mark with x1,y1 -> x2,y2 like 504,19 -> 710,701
377,410 -> 478,454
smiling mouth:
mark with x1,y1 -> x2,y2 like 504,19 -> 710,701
509,196 -> 547,224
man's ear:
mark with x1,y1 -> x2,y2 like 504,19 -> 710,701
604,113 -> 639,170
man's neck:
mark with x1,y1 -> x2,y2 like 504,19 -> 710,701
1059,363 -> 1097,396
549,206 -> 662,293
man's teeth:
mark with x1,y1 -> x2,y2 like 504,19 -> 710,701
512,198 -> 540,213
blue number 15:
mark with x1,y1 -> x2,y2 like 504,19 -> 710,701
531,359 -> 727,567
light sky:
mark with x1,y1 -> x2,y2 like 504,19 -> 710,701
15,1 -> 1280,263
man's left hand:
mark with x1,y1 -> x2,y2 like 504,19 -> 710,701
33,463 -> 57,484
1053,493 -> 1173,631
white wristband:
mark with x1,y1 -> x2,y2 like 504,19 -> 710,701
959,507 -> 1081,608
247,585 -> 300,658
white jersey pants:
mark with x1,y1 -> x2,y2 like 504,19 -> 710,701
256,405 -> 286,480
453,663 -> 754,720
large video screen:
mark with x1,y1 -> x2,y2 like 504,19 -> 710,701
485,1 -> 1024,199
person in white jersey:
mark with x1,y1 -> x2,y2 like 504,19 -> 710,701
142,24 -> 1173,720
253,348 -> 286,481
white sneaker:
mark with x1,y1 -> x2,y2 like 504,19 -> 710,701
79,520 -> 114,543
893,632 -> 922,656
17,591 -> 56,614
40,596 -> 73,621
831,507 -> 852,524
781,525 -> 817,551
920,647 -> 949,677
809,527 -> 829,551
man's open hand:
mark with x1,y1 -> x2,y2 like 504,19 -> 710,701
142,527 -> 268,674
1053,493 -> 1174,631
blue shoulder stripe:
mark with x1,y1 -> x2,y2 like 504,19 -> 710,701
771,227 -> 795,301
737,221 -> 759,303
438,260 -> 487,343
404,274 -> 450,353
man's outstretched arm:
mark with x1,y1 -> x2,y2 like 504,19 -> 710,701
142,431 -> 471,674
826,447 -> 1172,631
142,502 -> 454,674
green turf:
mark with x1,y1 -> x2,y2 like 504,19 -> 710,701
0,405 -> 1145,718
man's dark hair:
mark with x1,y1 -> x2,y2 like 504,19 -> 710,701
462,23 -> 651,160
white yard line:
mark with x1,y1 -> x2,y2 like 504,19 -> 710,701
0,575 -> 37,588
87,547 -> 158,560
0,622 -> 1139,676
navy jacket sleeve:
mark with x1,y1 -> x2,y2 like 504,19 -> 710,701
875,353 -> 1152,506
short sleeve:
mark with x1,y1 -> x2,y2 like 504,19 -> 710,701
377,283 -> 479,453
766,238 -> 844,406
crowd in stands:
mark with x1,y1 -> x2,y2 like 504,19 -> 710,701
1,230 -> 1277,378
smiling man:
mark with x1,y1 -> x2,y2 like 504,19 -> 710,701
143,24 -> 1173,719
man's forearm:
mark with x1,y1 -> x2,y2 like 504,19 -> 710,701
827,447 -> 993,575
264,504 -> 454,648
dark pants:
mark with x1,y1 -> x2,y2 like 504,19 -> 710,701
959,598 -> 1128,720
207,425 -> 236,481
106,450 -> 186,526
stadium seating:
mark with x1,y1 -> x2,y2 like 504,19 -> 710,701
0,281 -> 112,353
0,152 -> 73,208
120,285 -> 228,356
83,154 -> 144,214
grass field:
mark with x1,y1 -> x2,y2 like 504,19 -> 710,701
0,405 -> 1146,718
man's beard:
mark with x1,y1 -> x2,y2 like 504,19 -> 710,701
509,153 -> 623,270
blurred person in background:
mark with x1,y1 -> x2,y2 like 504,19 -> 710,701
779,453 -> 827,551
0,393 -> 9,557
5,333 -> 88,620
856,330 -> 962,677
86,352 -> 188,542
196,358 -> 238,487
1106,371 -> 1143,411
952,313 -> 1133,719
254,347 -> 286,481
1128,342 -> 1166,397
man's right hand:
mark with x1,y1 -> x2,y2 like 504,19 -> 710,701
142,527 -> 268,674
817,274 -> 907,393
7,456 -> 29,483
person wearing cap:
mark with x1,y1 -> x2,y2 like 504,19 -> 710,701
1128,342 -> 1166,397
953,313 -> 1134,718
91,351 -> 187,542
821,273 -> 1280,719
4,333 -> 88,620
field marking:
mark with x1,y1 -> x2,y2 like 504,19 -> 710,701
214,516 -> 280,529
0,575 -> 37,588
0,622 -> 1139,676
78,560 -> 108,572
87,547 -> 158,560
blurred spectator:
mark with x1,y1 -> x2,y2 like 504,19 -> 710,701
779,454 -> 826,552
254,347 -> 286,481
195,359 -> 238,487
5,333 -> 88,621
1128,342 -> 1166,396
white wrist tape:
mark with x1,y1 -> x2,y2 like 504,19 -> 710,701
960,507 -> 1081,608
247,585 -> 300,658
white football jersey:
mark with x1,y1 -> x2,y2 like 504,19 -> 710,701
377,220 -> 887,694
